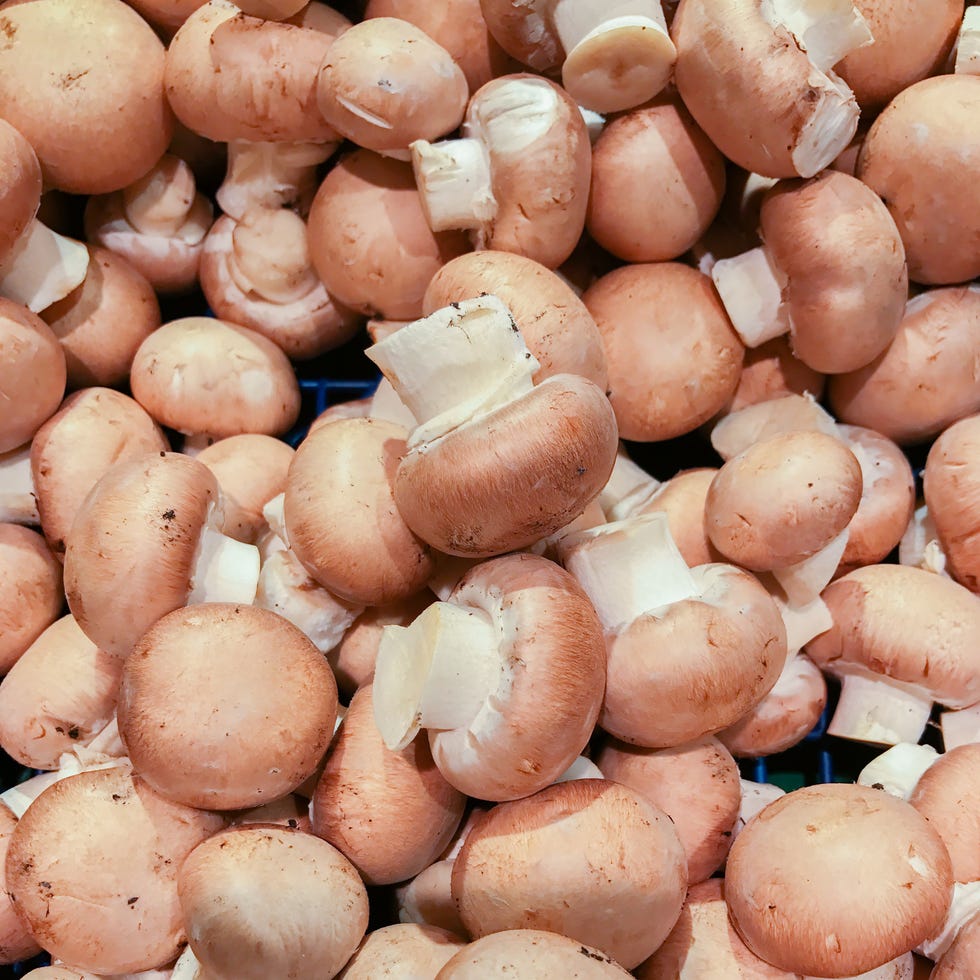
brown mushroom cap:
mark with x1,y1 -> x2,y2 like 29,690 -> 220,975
118,603 -> 338,810
452,779 -> 688,970
0,0 -> 173,194
587,96 -> 726,262
0,804 -> 42,964
340,924 -> 466,979
307,149 -> 469,320
40,245 -> 162,390
726,783 -> 953,977
857,75 -> 980,286
5,767 -> 224,974
0,523 -> 63,675
924,414 -> 980,593
0,298 -> 67,455
723,336 -> 826,416
178,825 -> 369,980
477,0 -> 562,73
0,119 -> 42,267
931,911 -> 980,980
583,262 -> 743,442
595,735 -> 741,884
705,430 -> 863,571
130,317 -> 301,439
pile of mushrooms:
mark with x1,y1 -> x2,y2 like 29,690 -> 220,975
0,0 -> 978,976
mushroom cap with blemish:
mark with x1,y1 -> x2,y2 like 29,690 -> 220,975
339,924 -> 466,979
118,603 -> 338,810
452,779 -> 687,970
178,825 -> 368,980
0,523 -> 63,675
0,804 -> 41,964
726,783 -> 953,977
423,249 -> 608,389
595,735 -> 741,884
705,430 -> 863,571
30,388 -> 169,559
0,0 -> 173,194
63,451 -> 219,658
5,767 -> 224,975
130,317 -> 300,438
805,564 -> 980,710
0,118 -> 41,267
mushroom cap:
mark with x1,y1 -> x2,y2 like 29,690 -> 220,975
583,263 -> 743,442
307,149 -> 469,320
705,430 -> 863,571
284,417 -> 434,605
130,317 -> 300,438
316,18 -> 469,153
726,783 -> 953,977
723,336 -> 826,416
595,735 -> 741,884
423,249 -> 608,389
0,119 -> 41,266
178,825 -> 369,980
586,96 -> 726,263
40,245 -> 162,390
0,614 -> 122,769
452,779 -> 688,970
428,553 -> 607,801
0,523 -> 63,674
30,388 -> 169,558
476,0 -> 562,73
931,911 -> 980,980
63,451 -> 219,658
909,743 -> 980,883
857,75 -> 980,286
0,298 -> 67,455
0,804 -> 42,964
830,287 -> 980,446
395,859 -> 465,936
197,434 -> 294,544
118,603 -> 338,810
760,170 -> 908,374
126,0 -> 208,32
924,414 -> 980,592
339,924 -> 466,979
395,373 -> 617,557
436,929 -> 633,978
0,0 -> 173,194
806,564 -> 980,709
5,767 -> 224,974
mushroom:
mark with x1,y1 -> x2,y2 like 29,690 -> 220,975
931,912 -> 980,979
726,783 -> 953,977
857,742 -> 942,800
339,924 -> 466,979
719,336 -> 825,418
672,0 -> 871,178
395,860 -> 467,938
582,262 -> 743,441
598,448 -> 661,522
373,552 -> 606,801
940,702 -> 980,753
0,803 -> 42,965
710,170 -> 908,373
117,603 -> 338,810
0,445 -> 40,526
232,794 -> 313,833
5,767 -> 224,974
956,6 -> 980,75
178,825 -> 369,980
452,779 -> 688,970
899,505 -> 950,579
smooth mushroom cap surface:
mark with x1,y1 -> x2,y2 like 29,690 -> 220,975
338,923 -> 466,979
0,119 -> 42,265
723,336 -> 826,416
0,804 -> 42,964
395,859 -> 466,937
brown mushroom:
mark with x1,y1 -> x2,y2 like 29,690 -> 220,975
340,924 -> 466,979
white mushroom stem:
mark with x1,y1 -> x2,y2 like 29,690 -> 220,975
368,377 -> 418,429
186,516 -> 261,606
254,549 -> 362,653
772,525 -> 851,607
767,586 -> 833,657
171,945 -> 206,980
711,246 -> 791,349
805,952 -> 914,980
411,137 -> 496,232
81,714 -> 126,761
529,499 -> 606,558
760,0 -> 872,72
955,6 -> 980,74
427,552 -> 481,601
600,450 -> 661,520
181,433 -> 219,457
899,504 -> 950,577
366,294 -> 540,448
0,752 -> 131,819
856,742 -> 940,800
373,601 -> 504,751
555,756 -> 604,782
711,393 -> 841,461
263,493 -> 289,548
0,444 -> 39,525
559,513 -> 698,632
918,881 -> 980,962
0,218 -> 89,313
827,669 -> 935,745
216,138 -> 338,220
578,106 -> 606,144
940,702 -> 980,751
732,780 -> 785,840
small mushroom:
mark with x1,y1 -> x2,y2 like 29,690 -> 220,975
339,924 -> 466,979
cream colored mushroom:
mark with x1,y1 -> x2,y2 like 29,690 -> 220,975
339,924 -> 466,979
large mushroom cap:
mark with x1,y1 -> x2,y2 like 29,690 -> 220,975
0,119 -> 42,266
0,804 -> 41,964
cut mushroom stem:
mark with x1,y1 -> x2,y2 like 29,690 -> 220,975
262,492 -> 289,546
600,451 -> 661,521
186,517 -> 261,605
954,6 -> 979,75
0,218 -> 89,313
918,881 -> 980,962
900,505 -> 950,576
373,601 -> 503,751
733,779 -> 785,839
559,513 -> 698,631
0,445 -> 39,524
857,742 -> 940,800
710,245 -> 790,348
760,0 -> 872,72
940,702 -> 980,751
828,669 -> 936,745
767,586 -> 833,657
555,755 -> 604,782
410,138 -> 496,232
772,526 -> 850,607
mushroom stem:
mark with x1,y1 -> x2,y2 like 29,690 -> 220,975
427,552 -> 481,601
955,7 -> 980,75
940,702 -> 980,751
181,434 -> 219,457
767,588 -> 833,657
772,526 -> 851,607
759,0 -> 872,72
187,522 -> 261,606
0,445 -> 39,525
711,246 -> 791,348
552,0 -> 669,50
804,952 -> 914,980
411,137 -> 496,232
0,218 -> 89,313
732,779 -> 785,840
900,504 -> 950,577
171,944 -> 204,980
373,600 -> 503,751
368,377 -> 417,428
556,756 -> 604,782
917,881 -> 980,962
365,294 -> 540,447
856,742 -> 940,800
827,671 -> 935,745
559,513 -> 698,631
263,492 -> 289,546
600,451 -> 661,520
